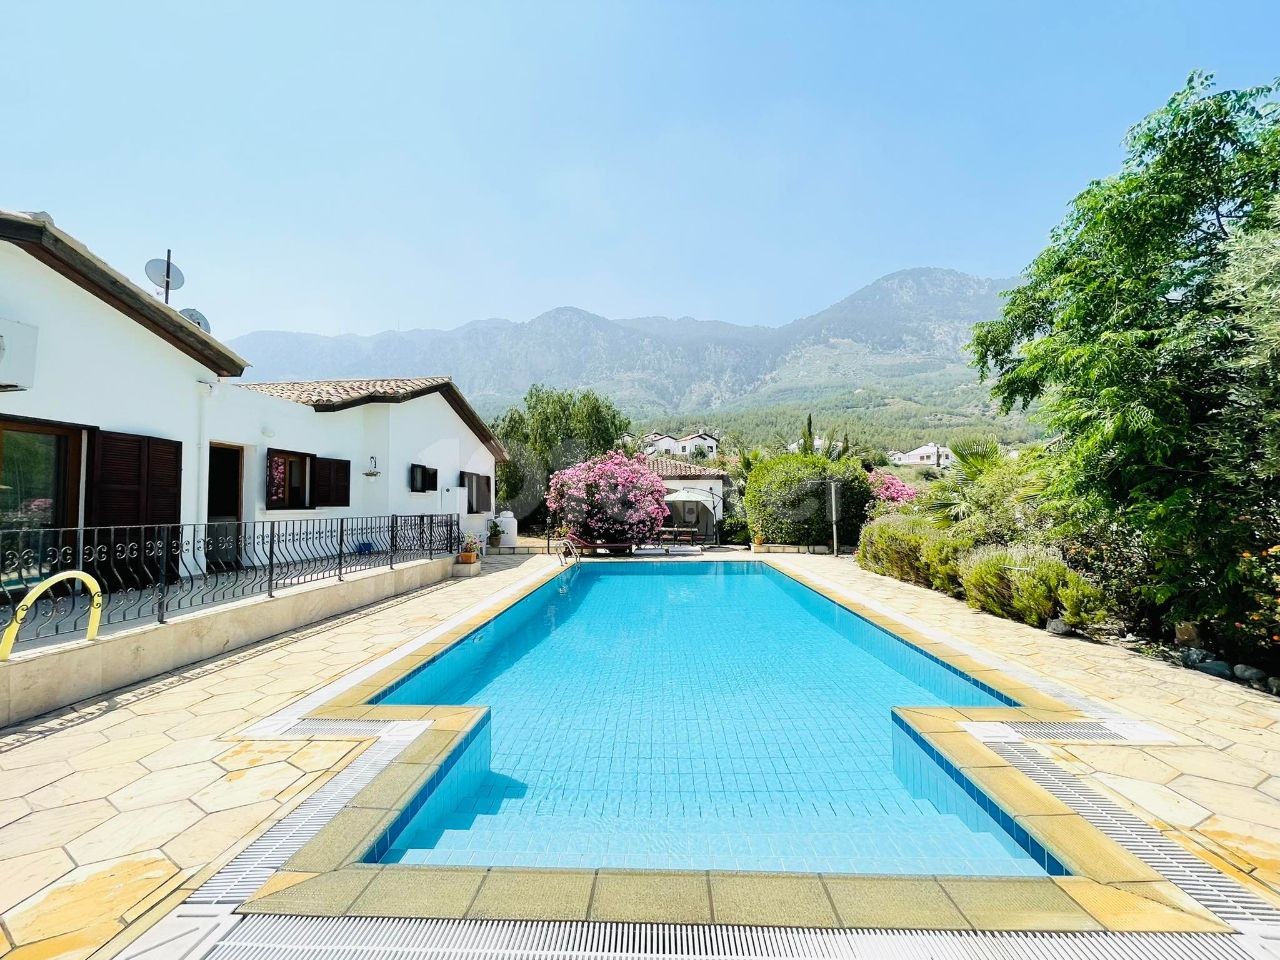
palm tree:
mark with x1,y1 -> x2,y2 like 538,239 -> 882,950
920,435 -> 1006,525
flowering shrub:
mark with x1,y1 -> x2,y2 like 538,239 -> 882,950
546,452 -> 669,544
868,470 -> 917,505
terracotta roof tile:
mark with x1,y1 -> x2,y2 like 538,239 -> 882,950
237,377 -> 452,408
646,455 -> 728,479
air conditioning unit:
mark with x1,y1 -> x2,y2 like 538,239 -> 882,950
0,318 -> 38,391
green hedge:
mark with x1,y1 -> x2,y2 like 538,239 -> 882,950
857,516 -> 1106,631
744,454 -> 873,546
855,514 -> 933,585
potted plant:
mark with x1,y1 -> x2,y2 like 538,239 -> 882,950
751,532 -> 766,553
487,519 -> 502,548
458,534 -> 482,564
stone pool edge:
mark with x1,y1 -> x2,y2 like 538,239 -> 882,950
241,557 -> 1230,932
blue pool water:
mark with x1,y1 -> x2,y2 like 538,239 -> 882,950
373,562 -> 1046,876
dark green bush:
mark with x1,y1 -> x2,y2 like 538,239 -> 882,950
744,455 -> 873,546
719,513 -> 750,545
856,514 -> 934,585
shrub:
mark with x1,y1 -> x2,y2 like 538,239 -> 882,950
959,546 -> 1021,621
856,514 -> 934,585
545,451 -> 669,544
920,523 -> 981,597
719,513 -> 750,545
745,455 -> 873,546
1009,552 -> 1071,627
959,545 -> 1085,628
1061,572 -> 1107,629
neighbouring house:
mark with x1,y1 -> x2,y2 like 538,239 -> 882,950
641,432 -> 719,457
0,210 -> 503,539
646,455 -> 727,541
889,442 -> 953,468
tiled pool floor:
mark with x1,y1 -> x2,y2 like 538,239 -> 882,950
379,563 -> 1041,874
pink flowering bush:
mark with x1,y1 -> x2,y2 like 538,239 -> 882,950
546,452 -> 670,544
869,469 -> 918,505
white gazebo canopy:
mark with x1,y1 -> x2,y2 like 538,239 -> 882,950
663,488 -> 716,506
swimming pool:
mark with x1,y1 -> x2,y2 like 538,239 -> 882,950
370,561 -> 1051,876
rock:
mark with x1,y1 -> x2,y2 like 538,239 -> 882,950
1045,618 -> 1072,636
1268,677 -> 1280,697
1193,660 -> 1234,680
1234,664 -> 1267,683
1180,647 -> 1212,667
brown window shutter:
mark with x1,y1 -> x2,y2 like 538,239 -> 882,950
310,457 -> 332,507
311,457 -> 350,508
146,438 -> 183,525
89,431 -> 148,526
332,459 -> 350,507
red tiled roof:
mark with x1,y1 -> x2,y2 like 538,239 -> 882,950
236,378 -> 506,461
646,455 -> 728,479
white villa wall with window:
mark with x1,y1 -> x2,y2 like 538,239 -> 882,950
0,214 -> 499,541
0,240 -> 211,530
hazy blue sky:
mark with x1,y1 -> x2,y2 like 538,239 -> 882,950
3,2 -> 1277,338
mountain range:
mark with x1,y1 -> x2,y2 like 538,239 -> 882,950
228,268 -> 1024,445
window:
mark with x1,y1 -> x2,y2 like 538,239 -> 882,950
459,470 -> 492,514
266,449 -> 312,509
311,457 -> 350,507
0,419 -> 81,529
409,463 -> 437,493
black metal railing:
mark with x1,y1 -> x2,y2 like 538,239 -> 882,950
0,513 -> 461,650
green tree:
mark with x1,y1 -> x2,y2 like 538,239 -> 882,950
970,73 -> 1280,637
493,385 -> 630,520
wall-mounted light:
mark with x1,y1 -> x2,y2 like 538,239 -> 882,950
362,456 -> 382,480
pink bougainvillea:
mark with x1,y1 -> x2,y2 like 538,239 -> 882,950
868,469 -> 918,505
546,452 -> 670,544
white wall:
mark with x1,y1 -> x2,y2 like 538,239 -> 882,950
386,394 -> 496,536
0,243 -> 211,527
205,385 -> 496,531
2,242 -> 498,534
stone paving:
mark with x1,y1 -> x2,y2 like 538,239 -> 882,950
768,554 -> 1280,905
0,554 -> 551,960
2,551 -> 1280,958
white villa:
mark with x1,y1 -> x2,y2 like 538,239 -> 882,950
646,454 -> 727,541
641,432 -> 718,457
0,210 -> 504,539
889,442 -> 954,468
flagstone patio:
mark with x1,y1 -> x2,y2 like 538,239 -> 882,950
0,551 -> 1278,959
0,554 -> 550,960
767,554 -> 1280,904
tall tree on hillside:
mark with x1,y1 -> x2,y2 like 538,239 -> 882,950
970,73 -> 1280,637
493,385 -> 630,520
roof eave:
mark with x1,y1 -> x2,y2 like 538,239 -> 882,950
0,212 -> 248,378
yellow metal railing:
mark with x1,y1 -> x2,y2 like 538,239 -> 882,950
0,570 -> 104,661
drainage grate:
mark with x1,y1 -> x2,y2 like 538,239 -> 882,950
206,916 -> 1257,960
993,742 -> 1280,932
284,719 -> 400,737
1005,722 -> 1127,741
189,726 -> 421,905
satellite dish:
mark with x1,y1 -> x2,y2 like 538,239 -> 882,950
179,308 -> 211,333
145,257 -> 185,292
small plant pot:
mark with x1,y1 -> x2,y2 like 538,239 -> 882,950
487,536 -> 502,548
458,551 -> 478,564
